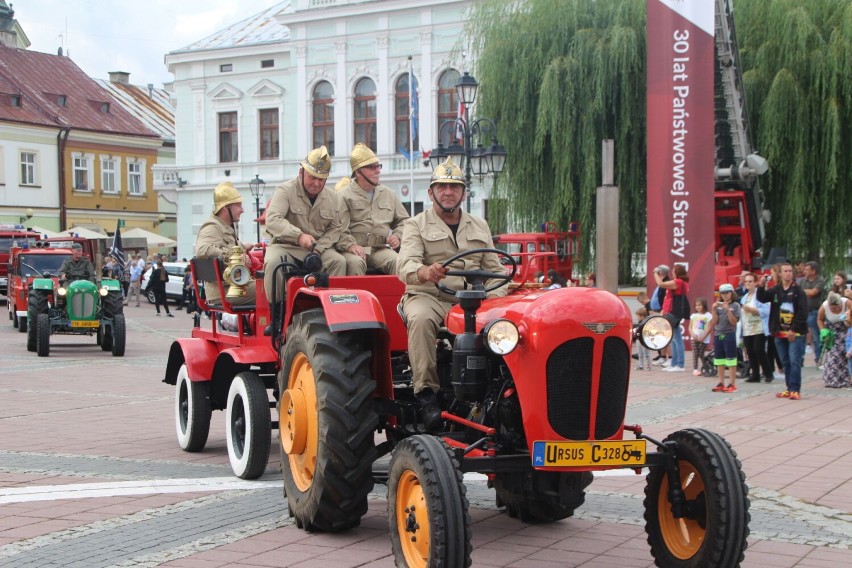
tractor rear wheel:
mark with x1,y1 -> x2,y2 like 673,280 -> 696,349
492,469 -> 593,523
175,364 -> 212,452
388,435 -> 471,568
36,313 -> 50,357
26,317 -> 36,352
27,292 -> 48,353
111,315 -> 126,356
278,308 -> 377,532
17,314 -> 26,333
226,371 -> 271,479
102,291 -> 124,318
644,428 -> 750,567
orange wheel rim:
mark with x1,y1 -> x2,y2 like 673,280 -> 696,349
395,470 -> 429,568
281,352 -> 318,492
658,461 -> 705,559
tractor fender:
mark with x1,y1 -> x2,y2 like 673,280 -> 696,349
32,277 -> 54,291
164,338 -> 218,386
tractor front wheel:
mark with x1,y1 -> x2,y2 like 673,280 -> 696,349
492,469 -> 593,523
27,292 -> 47,353
226,371 -> 271,479
175,364 -> 212,452
36,313 -> 50,357
278,308 -> 377,532
111,315 -> 126,356
388,435 -> 471,568
102,291 -> 124,318
644,428 -> 750,567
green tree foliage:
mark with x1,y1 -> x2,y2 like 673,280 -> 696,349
469,0 -> 852,276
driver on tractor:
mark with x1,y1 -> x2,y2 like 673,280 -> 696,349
195,181 -> 257,306
397,156 -> 507,423
58,243 -> 95,283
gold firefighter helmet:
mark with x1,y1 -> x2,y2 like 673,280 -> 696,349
213,181 -> 243,214
350,143 -> 379,173
334,176 -> 351,192
300,145 -> 331,179
429,156 -> 466,188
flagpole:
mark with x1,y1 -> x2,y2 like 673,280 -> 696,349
408,56 -> 415,215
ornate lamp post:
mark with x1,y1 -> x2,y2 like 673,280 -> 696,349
248,174 -> 266,242
429,71 -> 507,212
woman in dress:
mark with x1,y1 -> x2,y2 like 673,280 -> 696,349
739,272 -> 774,382
817,292 -> 852,388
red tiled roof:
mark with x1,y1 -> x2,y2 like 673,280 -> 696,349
0,45 -> 157,138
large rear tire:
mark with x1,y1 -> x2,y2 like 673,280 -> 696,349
492,469 -> 593,523
175,364 -> 212,452
226,371 -> 271,479
36,313 -> 50,357
644,428 -> 750,567
388,435 -> 472,568
27,292 -> 47,352
111,315 -> 126,356
278,308 -> 377,532
102,290 -> 124,318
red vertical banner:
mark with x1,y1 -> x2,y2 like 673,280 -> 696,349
646,0 -> 715,303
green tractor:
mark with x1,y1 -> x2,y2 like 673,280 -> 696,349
27,276 -> 126,357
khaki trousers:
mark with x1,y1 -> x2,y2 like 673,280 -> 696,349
401,292 -> 454,395
366,247 -> 398,275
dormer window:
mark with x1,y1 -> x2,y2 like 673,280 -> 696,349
220,63 -> 233,73
261,59 -> 274,69
11,95 -> 21,107
57,95 -> 67,107
101,102 -> 110,113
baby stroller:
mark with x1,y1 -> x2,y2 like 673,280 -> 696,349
701,347 -> 750,378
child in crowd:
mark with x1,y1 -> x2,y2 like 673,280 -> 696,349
634,292 -> 653,371
711,283 -> 742,393
690,297 -> 713,376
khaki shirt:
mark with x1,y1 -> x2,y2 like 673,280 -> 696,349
397,208 -> 508,302
265,177 -> 348,254
338,180 -> 409,252
195,214 -> 240,304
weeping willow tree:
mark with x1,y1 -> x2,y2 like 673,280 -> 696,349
468,0 -> 852,278
467,0 -> 647,281
737,0 -> 852,268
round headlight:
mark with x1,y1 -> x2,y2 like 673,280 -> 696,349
99,286 -> 109,296
57,287 -> 67,296
484,319 -> 520,355
638,315 -> 673,351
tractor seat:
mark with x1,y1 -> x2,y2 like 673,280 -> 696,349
396,303 -> 453,341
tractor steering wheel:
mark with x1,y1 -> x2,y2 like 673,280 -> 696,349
437,248 -> 516,296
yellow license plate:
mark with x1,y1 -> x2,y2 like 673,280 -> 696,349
532,439 -> 646,467
71,320 -> 100,328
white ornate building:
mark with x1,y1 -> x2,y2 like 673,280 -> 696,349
159,0 -> 487,258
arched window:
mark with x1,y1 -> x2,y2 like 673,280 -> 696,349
353,77 -> 377,151
437,69 -> 460,146
312,81 -> 335,155
395,74 -> 419,155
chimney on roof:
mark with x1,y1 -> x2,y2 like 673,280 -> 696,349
147,83 -> 154,98
109,71 -> 130,84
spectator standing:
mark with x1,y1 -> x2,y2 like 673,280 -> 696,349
801,261 -> 826,364
634,304 -> 653,371
817,292 -> 851,388
585,272 -> 597,287
126,259 -> 143,307
830,270 -> 852,301
654,263 -> 690,372
689,297 -> 713,376
148,262 -> 172,317
739,272 -> 774,383
757,263 -> 809,400
710,284 -> 741,392
650,265 -> 671,366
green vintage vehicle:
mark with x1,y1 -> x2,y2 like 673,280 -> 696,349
27,276 -> 126,357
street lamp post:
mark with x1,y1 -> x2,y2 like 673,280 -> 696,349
429,71 -> 507,213
248,174 -> 266,243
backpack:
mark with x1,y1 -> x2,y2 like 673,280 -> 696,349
650,286 -> 662,311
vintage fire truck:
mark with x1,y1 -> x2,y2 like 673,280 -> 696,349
163,246 -> 749,567
493,221 -> 579,284
0,224 -> 41,297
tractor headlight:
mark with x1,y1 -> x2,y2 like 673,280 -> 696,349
637,315 -> 673,351
483,319 -> 520,355
57,287 -> 67,296
99,286 -> 109,296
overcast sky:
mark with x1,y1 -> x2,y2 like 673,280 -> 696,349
16,0 -> 275,87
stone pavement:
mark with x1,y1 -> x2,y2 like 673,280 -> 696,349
1,298 -> 852,567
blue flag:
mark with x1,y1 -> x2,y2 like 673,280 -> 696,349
409,68 -> 419,143
110,220 -> 126,273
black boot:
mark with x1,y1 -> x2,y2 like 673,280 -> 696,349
416,389 -> 442,433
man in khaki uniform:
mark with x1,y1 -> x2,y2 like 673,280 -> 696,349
195,181 -> 256,305
397,157 -> 507,410
263,146 -> 365,303
339,143 -> 409,275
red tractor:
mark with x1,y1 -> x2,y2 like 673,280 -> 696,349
164,249 -> 750,567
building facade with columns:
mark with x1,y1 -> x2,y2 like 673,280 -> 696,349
159,0 -> 490,259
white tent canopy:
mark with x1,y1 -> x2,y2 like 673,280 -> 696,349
122,227 -> 176,248
64,227 -> 109,240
